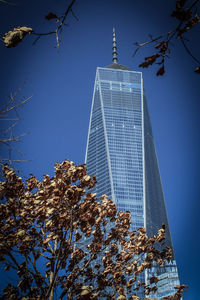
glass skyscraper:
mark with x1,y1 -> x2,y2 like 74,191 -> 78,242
85,29 -> 180,299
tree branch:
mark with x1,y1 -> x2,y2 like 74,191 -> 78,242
0,95 -> 32,115
180,35 -> 200,64
40,227 -> 54,254
46,220 -> 73,299
32,0 -> 77,49
134,0 -> 200,74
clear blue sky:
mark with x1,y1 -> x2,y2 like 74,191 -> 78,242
0,0 -> 200,298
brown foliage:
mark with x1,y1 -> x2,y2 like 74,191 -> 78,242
139,54 -> 161,68
163,284 -> 187,299
2,26 -> 33,48
135,0 -> 200,75
0,160 -> 186,299
156,65 -> 165,76
45,12 -> 59,21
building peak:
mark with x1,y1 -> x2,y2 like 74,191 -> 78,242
112,28 -> 118,64
105,29 -> 131,70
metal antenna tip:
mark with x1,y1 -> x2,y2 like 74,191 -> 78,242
112,28 -> 118,64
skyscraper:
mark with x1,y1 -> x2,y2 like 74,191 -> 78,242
85,29 -> 180,299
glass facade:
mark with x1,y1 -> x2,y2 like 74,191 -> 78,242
85,65 -> 180,299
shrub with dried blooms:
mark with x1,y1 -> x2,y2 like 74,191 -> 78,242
0,160 -> 186,299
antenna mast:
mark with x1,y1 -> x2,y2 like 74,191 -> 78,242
112,28 -> 118,64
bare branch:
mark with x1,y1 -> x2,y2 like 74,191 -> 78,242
71,9 -> 79,21
0,0 -> 17,5
180,35 -> 200,64
40,227 -> 54,254
0,95 -> 32,115
0,87 -> 32,166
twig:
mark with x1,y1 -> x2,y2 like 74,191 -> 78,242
71,9 -> 79,21
1,82 -> 26,112
55,29 -> 60,51
57,0 -> 76,32
0,132 -> 28,144
32,0 -> 77,49
180,35 -> 200,64
0,159 -> 30,163
0,86 -> 32,167
188,0 -> 200,10
1,121 -> 19,137
40,227 -> 54,254
0,0 -> 17,6
0,95 -> 32,114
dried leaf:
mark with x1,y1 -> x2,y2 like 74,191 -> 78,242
171,9 -> 192,21
139,54 -> 160,68
176,0 -> 187,10
45,12 -> 58,20
194,66 -> 200,73
149,276 -> 159,284
117,296 -> 126,300
2,26 -> 33,48
156,66 -> 165,76
43,236 -> 52,244
16,229 -> 26,237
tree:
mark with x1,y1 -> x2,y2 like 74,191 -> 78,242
0,160 -> 186,299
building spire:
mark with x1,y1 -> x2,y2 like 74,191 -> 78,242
112,28 -> 118,64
